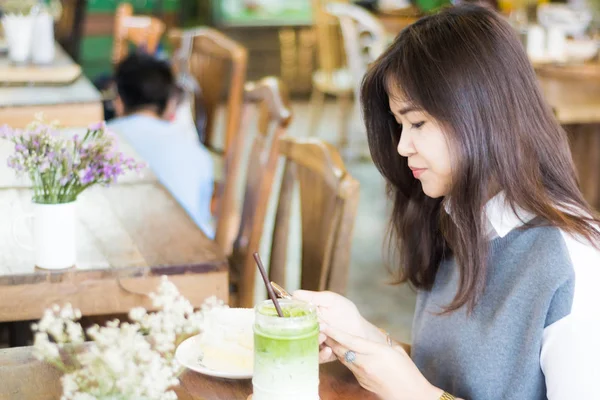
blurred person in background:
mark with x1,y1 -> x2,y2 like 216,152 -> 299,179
108,53 -> 215,237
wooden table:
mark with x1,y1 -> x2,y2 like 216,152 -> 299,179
536,74 -> 600,209
375,8 -> 421,35
0,44 -> 103,128
0,346 -> 376,400
0,134 -> 228,324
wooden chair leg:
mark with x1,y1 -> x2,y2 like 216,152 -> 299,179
337,93 -> 353,150
308,87 -> 325,137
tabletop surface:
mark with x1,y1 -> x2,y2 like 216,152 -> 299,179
0,45 -> 101,108
0,131 -> 228,321
0,133 -> 226,280
0,346 -> 377,400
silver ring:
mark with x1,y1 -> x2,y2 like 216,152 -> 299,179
344,350 -> 356,364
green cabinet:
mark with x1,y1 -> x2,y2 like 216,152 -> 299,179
86,0 -> 180,13
80,0 -> 181,79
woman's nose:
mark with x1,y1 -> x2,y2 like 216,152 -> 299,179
397,130 -> 416,157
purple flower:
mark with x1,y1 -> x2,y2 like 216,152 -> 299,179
0,125 -> 14,139
7,155 -> 24,172
1,118 -> 144,201
79,168 -> 95,185
103,128 -> 116,139
88,121 -> 106,131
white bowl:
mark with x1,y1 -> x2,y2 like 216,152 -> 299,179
538,4 -> 592,38
565,39 -> 598,62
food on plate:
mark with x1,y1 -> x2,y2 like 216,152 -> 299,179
199,307 -> 255,374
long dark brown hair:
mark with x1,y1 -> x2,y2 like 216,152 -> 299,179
361,4 -> 600,312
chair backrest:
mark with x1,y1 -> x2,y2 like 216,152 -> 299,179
269,137 -> 360,294
223,77 -> 292,307
112,3 -> 166,64
169,27 -> 247,154
326,3 -> 387,103
55,0 -> 85,61
311,0 -> 349,77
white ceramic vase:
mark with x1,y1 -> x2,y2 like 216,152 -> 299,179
15,202 -> 78,270
33,202 -> 76,270
1,14 -> 34,64
31,12 -> 55,64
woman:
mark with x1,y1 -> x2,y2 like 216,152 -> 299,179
294,5 -> 600,400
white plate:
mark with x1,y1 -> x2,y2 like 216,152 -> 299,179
175,333 -> 253,380
175,307 -> 255,380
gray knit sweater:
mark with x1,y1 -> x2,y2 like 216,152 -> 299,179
411,194 -> 600,399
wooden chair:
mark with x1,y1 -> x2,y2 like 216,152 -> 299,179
269,137 -> 360,294
112,3 -> 166,64
55,0 -> 86,61
309,0 -> 354,149
325,3 -> 387,128
223,77 -> 292,307
169,27 -> 247,155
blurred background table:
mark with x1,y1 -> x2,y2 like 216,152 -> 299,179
536,67 -> 600,210
0,44 -> 103,128
0,135 -> 228,339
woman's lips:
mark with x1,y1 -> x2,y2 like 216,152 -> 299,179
409,167 -> 426,179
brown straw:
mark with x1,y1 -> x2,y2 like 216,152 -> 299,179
253,252 -> 284,317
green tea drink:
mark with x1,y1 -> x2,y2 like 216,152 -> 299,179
253,299 -> 319,400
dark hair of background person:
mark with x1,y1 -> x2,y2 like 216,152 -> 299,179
114,52 -> 176,116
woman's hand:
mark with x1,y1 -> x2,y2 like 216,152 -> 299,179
322,323 -> 444,400
293,290 -> 388,363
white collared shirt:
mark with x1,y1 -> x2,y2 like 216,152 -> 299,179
483,192 -> 600,399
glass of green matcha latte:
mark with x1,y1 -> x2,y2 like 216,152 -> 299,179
252,299 -> 320,400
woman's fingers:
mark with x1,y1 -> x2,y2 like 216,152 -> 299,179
292,290 -> 324,305
319,332 -> 327,345
292,290 -> 342,308
325,337 -> 362,370
321,323 -> 372,354
318,345 -> 335,363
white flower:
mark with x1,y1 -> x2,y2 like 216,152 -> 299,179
65,320 -> 84,344
33,278 -> 227,399
129,307 -> 146,322
70,394 -> 97,400
33,332 -> 59,360
102,348 -> 125,374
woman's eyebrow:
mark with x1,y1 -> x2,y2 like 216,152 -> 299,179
397,106 -> 420,115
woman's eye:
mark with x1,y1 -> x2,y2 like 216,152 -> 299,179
411,121 -> 425,129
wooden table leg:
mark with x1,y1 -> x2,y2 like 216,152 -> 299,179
588,127 -> 600,209
566,123 -> 600,211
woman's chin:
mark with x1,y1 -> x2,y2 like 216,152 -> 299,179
421,183 -> 446,199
